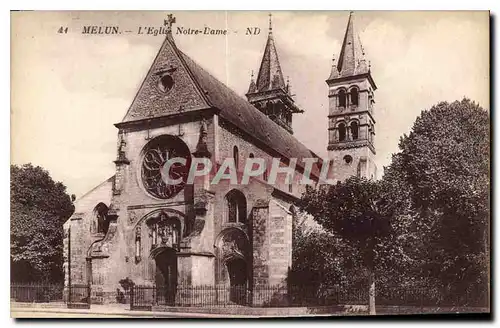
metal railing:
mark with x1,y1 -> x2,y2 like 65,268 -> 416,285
67,284 -> 91,309
129,284 -> 370,310
130,285 -> 251,310
10,283 -> 488,310
10,283 -> 64,303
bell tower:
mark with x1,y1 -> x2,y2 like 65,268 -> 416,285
246,14 -> 303,134
327,12 -> 377,181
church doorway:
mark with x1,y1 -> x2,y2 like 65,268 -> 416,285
215,227 -> 250,305
154,248 -> 177,305
226,258 -> 247,304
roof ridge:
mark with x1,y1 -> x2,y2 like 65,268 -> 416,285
76,175 -> 115,201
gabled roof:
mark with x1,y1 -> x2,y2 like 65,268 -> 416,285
118,30 -> 321,177
179,50 -> 322,177
120,35 -> 211,122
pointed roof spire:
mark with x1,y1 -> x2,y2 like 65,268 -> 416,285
336,11 -> 368,77
248,70 -> 257,93
192,118 -> 211,158
253,13 -> 286,92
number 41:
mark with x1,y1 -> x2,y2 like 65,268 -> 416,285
58,27 -> 68,34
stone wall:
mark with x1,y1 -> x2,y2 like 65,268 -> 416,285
328,146 -> 377,181
217,122 -> 311,199
65,111 -> 306,304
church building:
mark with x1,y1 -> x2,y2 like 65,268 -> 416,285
63,12 -> 377,305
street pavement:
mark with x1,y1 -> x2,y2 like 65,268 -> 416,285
11,304 -> 309,318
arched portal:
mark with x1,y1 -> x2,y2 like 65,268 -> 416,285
226,258 -> 247,304
154,247 -> 177,305
146,211 -> 182,306
215,228 -> 250,304
226,258 -> 247,286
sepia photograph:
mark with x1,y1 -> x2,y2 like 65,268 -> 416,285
9,10 -> 490,318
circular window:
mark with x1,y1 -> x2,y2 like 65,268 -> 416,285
343,155 -> 353,164
141,135 -> 191,199
158,74 -> 174,93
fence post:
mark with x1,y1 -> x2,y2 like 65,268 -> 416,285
130,286 -> 134,310
87,283 -> 91,307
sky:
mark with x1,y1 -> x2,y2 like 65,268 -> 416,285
11,11 -> 489,197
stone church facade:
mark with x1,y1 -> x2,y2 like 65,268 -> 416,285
63,12 -> 377,304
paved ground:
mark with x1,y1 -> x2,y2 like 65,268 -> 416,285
12,303 -> 488,318
11,304 -> 311,318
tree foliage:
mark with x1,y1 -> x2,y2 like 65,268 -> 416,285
385,99 -> 490,299
300,177 -> 392,272
296,98 -> 489,306
11,164 -> 74,282
289,215 -> 365,288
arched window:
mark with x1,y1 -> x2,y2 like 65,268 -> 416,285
233,146 -> 239,170
338,123 -> 346,142
135,226 -> 142,262
351,88 -> 359,106
226,190 -> 247,223
350,121 -> 359,140
94,203 -> 110,235
338,89 -> 347,108
267,102 -> 275,118
249,153 -> 254,158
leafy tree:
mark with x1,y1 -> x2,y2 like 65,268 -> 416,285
299,177 -> 393,314
289,213 -> 368,305
384,98 -> 490,305
11,164 -> 74,282
296,98 -> 489,309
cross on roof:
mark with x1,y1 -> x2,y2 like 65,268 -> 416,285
164,14 -> 176,33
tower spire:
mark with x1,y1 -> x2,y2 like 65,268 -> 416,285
335,11 -> 368,77
246,13 -> 303,134
325,12 -> 377,181
252,13 -> 285,92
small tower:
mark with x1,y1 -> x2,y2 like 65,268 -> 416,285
327,12 -> 377,181
246,14 -> 303,134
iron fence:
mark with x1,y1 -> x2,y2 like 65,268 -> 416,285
10,282 -> 488,310
130,285 -> 251,310
129,284 -> 488,310
10,283 -> 64,303
67,284 -> 91,309
129,284 -> 369,310
377,285 -> 489,307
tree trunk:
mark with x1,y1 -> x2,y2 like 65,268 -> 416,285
368,271 -> 376,315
